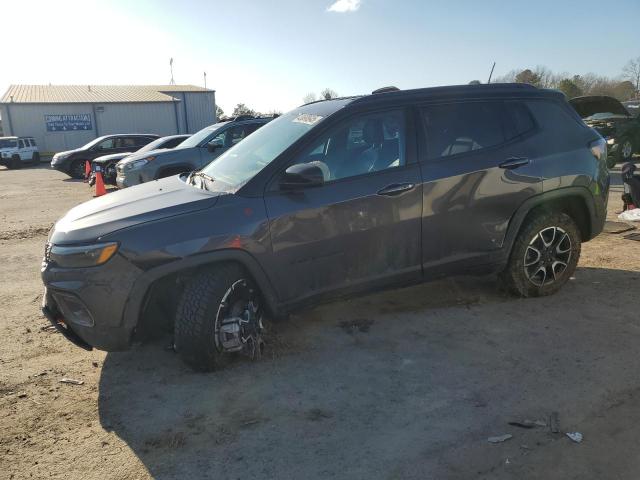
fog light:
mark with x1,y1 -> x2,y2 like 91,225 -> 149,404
54,293 -> 94,327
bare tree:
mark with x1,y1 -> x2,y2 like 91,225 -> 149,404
303,92 -> 317,104
623,57 -> 640,96
320,88 -> 339,100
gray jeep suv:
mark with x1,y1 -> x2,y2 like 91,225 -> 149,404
41,84 -> 609,371
115,116 -> 272,188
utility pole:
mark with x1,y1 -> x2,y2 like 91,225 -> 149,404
169,58 -> 175,85
204,71 -> 207,89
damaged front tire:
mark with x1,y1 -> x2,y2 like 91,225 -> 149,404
174,264 -> 265,371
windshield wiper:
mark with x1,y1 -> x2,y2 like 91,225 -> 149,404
188,171 -> 215,191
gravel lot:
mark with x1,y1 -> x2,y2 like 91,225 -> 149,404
1,162 -> 639,479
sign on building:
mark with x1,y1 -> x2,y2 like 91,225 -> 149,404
45,114 -> 92,132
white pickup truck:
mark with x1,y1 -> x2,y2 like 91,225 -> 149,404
0,136 -> 40,169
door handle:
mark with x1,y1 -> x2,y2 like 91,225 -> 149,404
377,183 -> 415,196
499,157 -> 530,169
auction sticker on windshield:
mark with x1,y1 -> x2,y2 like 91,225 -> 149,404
293,113 -> 323,125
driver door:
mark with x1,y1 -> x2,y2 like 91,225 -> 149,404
263,108 -> 423,304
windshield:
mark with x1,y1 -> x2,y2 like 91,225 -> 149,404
79,136 -> 108,150
0,139 -> 18,149
176,123 -> 226,149
137,136 -> 175,154
200,110 -> 326,188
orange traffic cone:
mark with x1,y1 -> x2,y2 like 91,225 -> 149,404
84,161 -> 91,182
94,166 -> 107,197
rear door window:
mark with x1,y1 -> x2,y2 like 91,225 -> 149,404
504,102 -> 536,138
421,101 -> 507,160
18,140 -> 25,149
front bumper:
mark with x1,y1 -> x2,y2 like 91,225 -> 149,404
115,172 -> 144,188
41,253 -> 143,351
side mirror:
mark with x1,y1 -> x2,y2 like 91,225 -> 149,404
207,138 -> 224,153
280,162 -> 325,190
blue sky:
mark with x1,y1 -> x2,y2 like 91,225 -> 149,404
1,0 -> 639,114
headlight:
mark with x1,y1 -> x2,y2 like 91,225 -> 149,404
49,242 -> 118,268
606,137 -> 616,145
124,156 -> 155,171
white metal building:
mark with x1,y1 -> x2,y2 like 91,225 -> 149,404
0,85 -> 216,154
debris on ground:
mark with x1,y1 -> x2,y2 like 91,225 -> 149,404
338,318 -> 374,334
508,419 -> 547,429
549,412 -> 560,433
566,432 -> 583,443
17,392 -> 27,399
59,378 -> 84,385
92,361 -> 99,368
487,434 -> 513,444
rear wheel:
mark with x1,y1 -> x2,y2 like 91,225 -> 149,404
174,264 -> 265,371
616,138 -> 634,165
69,160 -> 86,179
500,212 -> 581,297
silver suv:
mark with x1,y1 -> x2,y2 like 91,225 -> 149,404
115,116 -> 273,188
0,136 -> 40,169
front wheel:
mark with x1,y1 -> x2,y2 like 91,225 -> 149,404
500,212 -> 581,297
69,160 -> 86,179
174,264 -> 265,371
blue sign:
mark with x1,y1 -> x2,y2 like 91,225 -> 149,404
45,114 -> 92,132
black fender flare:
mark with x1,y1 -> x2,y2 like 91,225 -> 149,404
502,186 -> 599,260
122,249 -> 281,330
155,164 -> 194,179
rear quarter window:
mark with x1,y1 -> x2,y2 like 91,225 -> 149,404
525,99 -> 587,148
421,101 -> 507,160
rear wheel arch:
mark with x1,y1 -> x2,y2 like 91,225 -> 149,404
504,188 -> 596,259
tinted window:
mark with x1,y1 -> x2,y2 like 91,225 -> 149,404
96,138 -> 115,150
505,102 -> 536,137
289,110 -> 405,182
135,136 -> 154,146
30,139 -> 37,147
421,101 -> 506,159
18,140 -> 25,148
163,137 -> 185,149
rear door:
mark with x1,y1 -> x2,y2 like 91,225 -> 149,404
264,108 -> 423,304
418,99 -> 542,272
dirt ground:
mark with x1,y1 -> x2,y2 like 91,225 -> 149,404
1,161 -> 639,480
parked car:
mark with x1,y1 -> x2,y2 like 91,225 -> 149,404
115,116 -> 273,188
0,136 -> 39,169
91,134 -> 190,185
569,96 -> 640,168
41,83 -> 609,371
51,134 -> 159,179
623,100 -> 640,118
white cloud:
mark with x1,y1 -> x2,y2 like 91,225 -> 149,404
327,0 -> 361,13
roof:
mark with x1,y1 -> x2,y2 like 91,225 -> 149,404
0,84 -> 214,104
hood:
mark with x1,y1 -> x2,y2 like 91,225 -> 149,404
117,147 -> 190,167
50,175 -> 222,244
53,149 -> 80,158
569,96 -> 630,119
92,152 -> 132,165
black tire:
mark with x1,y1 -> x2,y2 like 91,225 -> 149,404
69,160 -> 86,179
500,211 -> 581,297
9,155 -> 22,169
174,264 -> 261,371
615,138 -> 634,165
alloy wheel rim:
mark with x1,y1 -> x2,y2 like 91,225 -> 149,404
524,226 -> 572,287
622,140 -> 633,159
